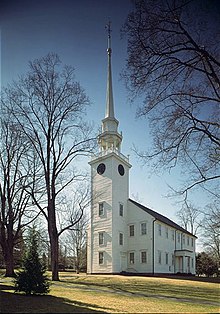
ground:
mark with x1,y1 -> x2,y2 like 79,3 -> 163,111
0,271 -> 219,313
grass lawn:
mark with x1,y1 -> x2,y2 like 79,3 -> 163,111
0,271 -> 219,313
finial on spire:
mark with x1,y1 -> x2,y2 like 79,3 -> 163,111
105,20 -> 112,54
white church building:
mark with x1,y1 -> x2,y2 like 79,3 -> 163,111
87,26 -> 196,275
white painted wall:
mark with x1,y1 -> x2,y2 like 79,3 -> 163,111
88,152 -> 131,274
87,153 -> 196,275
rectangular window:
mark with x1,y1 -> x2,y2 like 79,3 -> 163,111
158,224 -> 162,236
192,258 -> 194,268
158,251 -> 162,264
119,203 -> 123,217
182,234 -> 185,244
165,253 -> 169,265
129,252 -> 135,264
172,230 -> 175,241
129,225 -> 134,237
99,232 -> 104,245
119,233 -> 123,245
187,236 -> 189,246
191,238 -> 194,247
141,251 -> 147,263
177,233 -> 180,243
99,252 -> 104,265
165,227 -> 169,239
141,222 -> 147,235
172,254 -> 174,266
99,202 -> 104,216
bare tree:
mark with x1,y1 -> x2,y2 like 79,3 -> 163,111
65,206 -> 88,273
0,109 -> 38,276
2,53 -> 95,280
122,0 -> 220,199
201,201 -> 220,262
176,200 -> 202,235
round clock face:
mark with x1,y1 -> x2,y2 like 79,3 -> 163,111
97,163 -> 106,175
118,164 -> 125,176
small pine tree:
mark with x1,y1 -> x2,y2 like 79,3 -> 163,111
14,227 -> 50,295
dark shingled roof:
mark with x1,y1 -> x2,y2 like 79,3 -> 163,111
129,199 -> 197,238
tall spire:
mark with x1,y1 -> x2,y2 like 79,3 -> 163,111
98,21 -> 122,153
105,21 -> 114,119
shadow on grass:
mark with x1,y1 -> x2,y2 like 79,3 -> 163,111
0,284 -> 107,313
149,274 -> 220,284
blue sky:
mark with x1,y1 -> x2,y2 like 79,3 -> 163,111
0,0 -> 209,243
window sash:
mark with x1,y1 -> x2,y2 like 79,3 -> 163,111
182,234 -> 185,244
99,203 -> 104,216
119,204 -> 123,216
119,233 -> 123,245
141,223 -> 147,235
99,252 -> 104,264
165,227 -> 169,238
158,224 -> 162,236
129,225 -> 134,237
141,251 -> 147,263
158,251 -> 162,264
99,232 -> 104,245
129,252 -> 134,264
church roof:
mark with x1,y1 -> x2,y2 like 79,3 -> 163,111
129,199 -> 197,238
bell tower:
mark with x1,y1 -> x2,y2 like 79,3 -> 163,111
87,22 -> 131,274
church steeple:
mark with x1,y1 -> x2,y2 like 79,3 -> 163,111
105,21 -> 114,119
98,22 -> 122,152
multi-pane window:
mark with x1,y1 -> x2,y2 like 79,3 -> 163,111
177,233 -> 180,243
158,224 -> 162,236
129,225 -> 134,237
99,232 -> 104,245
99,202 -> 104,216
119,233 -> 123,245
182,234 -> 185,244
119,203 -> 123,217
165,253 -> 169,265
187,236 -> 189,246
172,230 -> 175,241
129,252 -> 135,264
99,252 -> 104,265
141,222 -> 147,235
191,238 -> 194,247
141,251 -> 147,263
158,251 -> 162,264
165,227 -> 169,239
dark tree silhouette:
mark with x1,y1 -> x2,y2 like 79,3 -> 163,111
14,227 -> 50,295
196,252 -> 218,277
2,53 -> 95,280
0,108 -> 38,277
123,0 -> 220,199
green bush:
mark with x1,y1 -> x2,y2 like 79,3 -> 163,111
196,252 -> 218,277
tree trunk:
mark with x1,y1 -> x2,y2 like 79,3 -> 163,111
50,233 -> 59,280
48,203 -> 59,281
4,243 -> 16,277
0,223 -> 15,277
